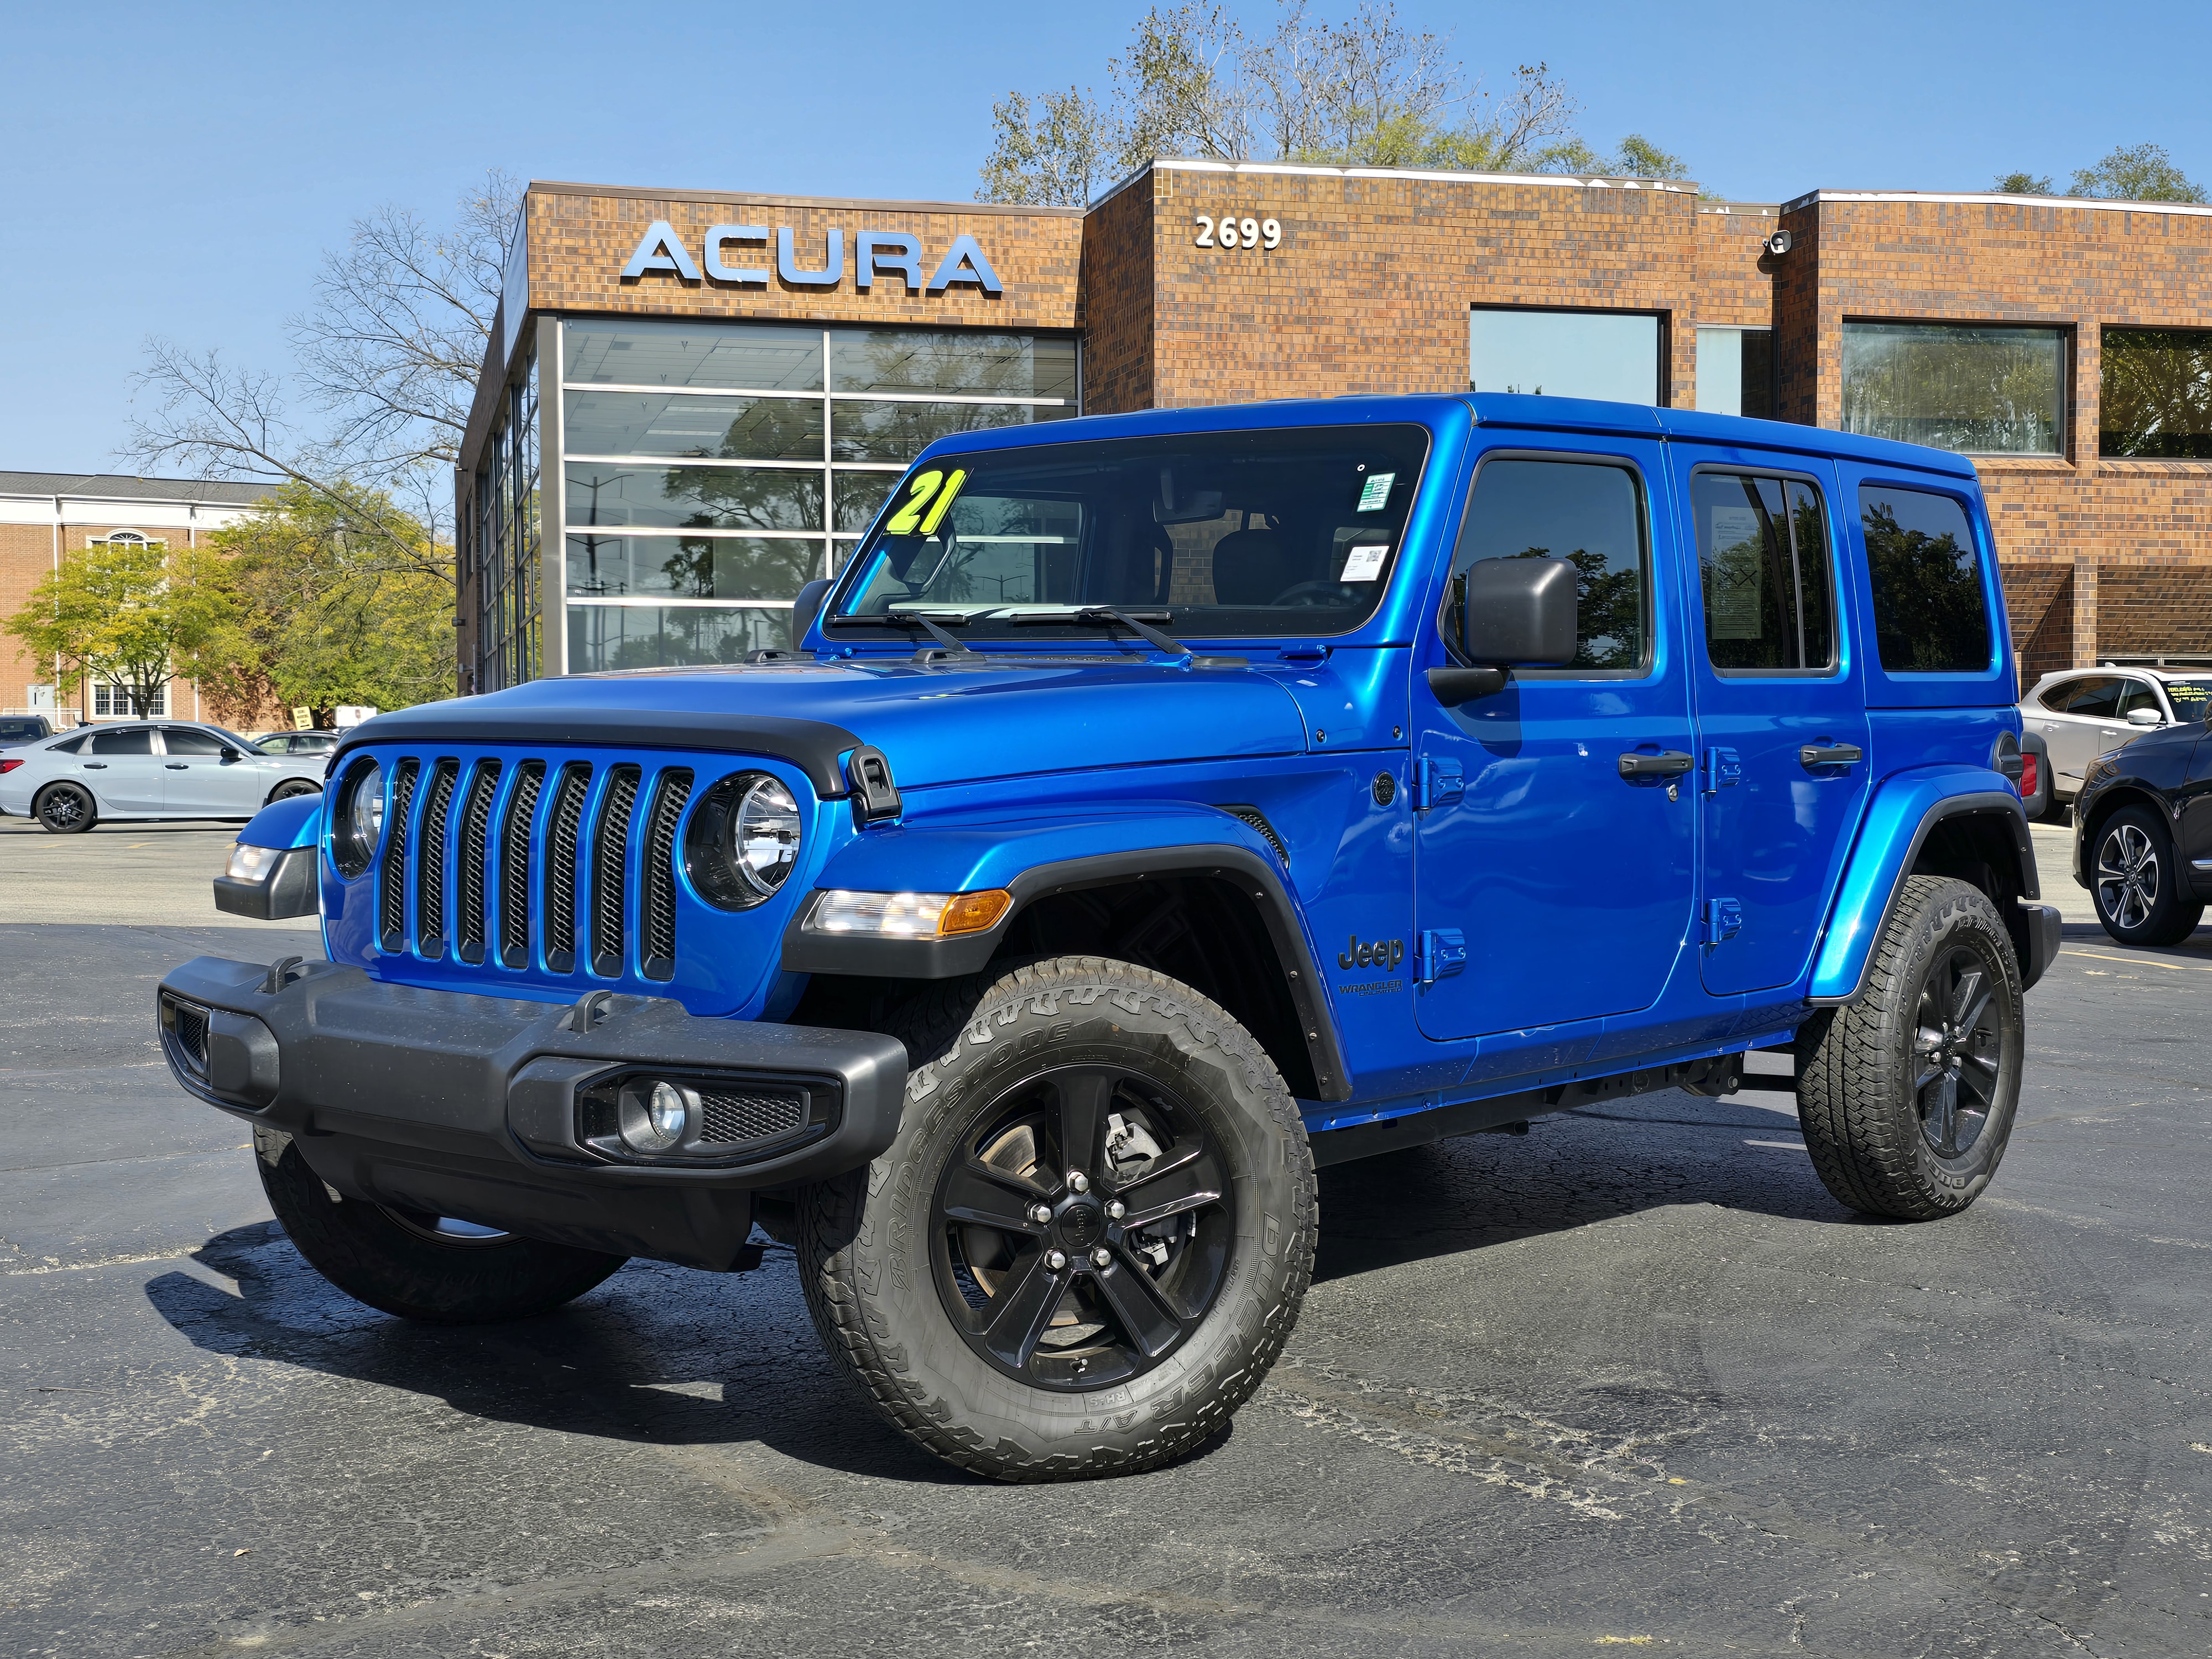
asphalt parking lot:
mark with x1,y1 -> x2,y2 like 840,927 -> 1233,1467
4,820 -> 2210,1656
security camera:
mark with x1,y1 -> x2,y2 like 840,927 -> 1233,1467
1763,229 -> 1793,256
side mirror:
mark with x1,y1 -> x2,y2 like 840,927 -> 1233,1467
220,748 -> 243,763
1430,556 -> 1579,707
791,577 -> 833,646
2126,707 -> 2163,728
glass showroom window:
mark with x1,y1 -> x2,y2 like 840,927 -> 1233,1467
1695,327 -> 1773,419
1469,309 -> 1663,405
2100,327 -> 2212,458
561,319 -> 1077,671
1840,322 -> 2065,455
470,345 -> 541,692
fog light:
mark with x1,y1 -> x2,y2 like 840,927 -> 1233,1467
620,1079 -> 694,1153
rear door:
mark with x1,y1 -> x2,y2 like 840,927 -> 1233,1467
1673,453 -> 1870,995
79,726 -> 165,812
1412,441 -> 1697,1040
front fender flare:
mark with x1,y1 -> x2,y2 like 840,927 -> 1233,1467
1808,768 -> 2039,1004
779,805 -> 1352,1100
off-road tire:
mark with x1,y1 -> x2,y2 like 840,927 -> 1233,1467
796,955 -> 1318,1481
258,1139 -> 626,1322
1796,875 -> 2024,1220
2090,804 -> 2203,947
34,781 -> 96,834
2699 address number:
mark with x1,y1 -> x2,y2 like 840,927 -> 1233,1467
1194,214 -> 1283,250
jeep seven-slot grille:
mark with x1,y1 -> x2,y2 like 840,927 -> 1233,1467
364,754 -> 703,983
591,766 -> 642,978
415,760 -> 459,953
545,763 -> 591,971
456,760 -> 502,962
641,770 -> 693,981
499,761 -> 544,969
378,760 -> 419,948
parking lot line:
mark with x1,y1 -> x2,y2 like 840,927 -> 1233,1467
2062,948 -> 2212,974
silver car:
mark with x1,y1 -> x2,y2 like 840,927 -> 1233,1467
0,720 -> 325,833
2018,664 -> 2212,811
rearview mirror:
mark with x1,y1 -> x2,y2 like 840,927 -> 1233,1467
2126,707 -> 2163,728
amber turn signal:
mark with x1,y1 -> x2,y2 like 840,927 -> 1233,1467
938,889 -> 1013,936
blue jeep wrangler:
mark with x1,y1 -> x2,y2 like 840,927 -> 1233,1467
162,394 -> 2059,1481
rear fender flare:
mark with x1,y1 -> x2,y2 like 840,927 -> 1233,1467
778,804 -> 1351,1100
1808,768 -> 2037,1004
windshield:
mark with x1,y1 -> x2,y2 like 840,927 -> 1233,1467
2162,677 -> 2212,719
831,425 -> 1430,637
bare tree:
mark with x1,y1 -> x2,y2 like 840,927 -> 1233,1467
129,169 -> 521,564
979,88 -> 1124,205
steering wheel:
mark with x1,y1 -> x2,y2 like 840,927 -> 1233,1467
1268,580 -> 1350,608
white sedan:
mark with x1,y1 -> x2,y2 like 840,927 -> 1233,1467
0,721 -> 326,833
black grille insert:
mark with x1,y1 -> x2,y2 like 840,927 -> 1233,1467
591,766 -> 641,978
415,760 -> 458,954
456,760 -> 502,963
545,763 -> 591,973
378,759 -> 419,948
697,1086 -> 807,1148
640,769 -> 693,981
500,761 -> 544,969
159,993 -> 210,1080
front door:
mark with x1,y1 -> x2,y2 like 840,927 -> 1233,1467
1676,456 -> 1871,995
2039,675 -> 2122,795
1413,443 -> 1697,1041
160,726 -> 257,817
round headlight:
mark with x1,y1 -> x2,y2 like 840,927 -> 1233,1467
684,770 -> 805,910
731,776 -> 801,897
332,760 -> 383,879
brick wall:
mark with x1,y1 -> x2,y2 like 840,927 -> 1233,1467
1075,171 -> 1157,416
2098,565 -> 2212,655
0,520 -> 210,723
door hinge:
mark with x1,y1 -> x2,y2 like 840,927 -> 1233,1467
1417,927 -> 1467,985
1703,897 -> 1744,945
1702,747 -> 1741,795
1413,757 -> 1464,811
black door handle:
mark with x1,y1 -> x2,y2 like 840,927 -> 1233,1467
82,761 -> 107,769
1799,743 -> 1864,769
1619,750 -> 1694,779
165,763 -> 189,770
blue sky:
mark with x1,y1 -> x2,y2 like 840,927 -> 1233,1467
3,0 -> 2206,471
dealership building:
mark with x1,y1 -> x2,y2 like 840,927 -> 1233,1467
462,161 -> 2212,692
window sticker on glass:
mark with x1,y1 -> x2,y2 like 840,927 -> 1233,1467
1340,544 -> 1390,581
1355,472 -> 1395,512
1707,503 -> 1765,640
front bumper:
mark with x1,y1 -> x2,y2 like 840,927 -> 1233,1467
156,956 -> 907,1269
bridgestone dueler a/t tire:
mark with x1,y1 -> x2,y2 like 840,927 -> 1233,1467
1796,875 -> 2025,1220
796,956 -> 1319,1481
258,1140 -> 627,1323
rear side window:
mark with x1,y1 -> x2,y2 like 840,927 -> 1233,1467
48,732 -> 87,754
1691,472 -> 1835,673
1448,457 -> 1648,672
89,727 -> 154,755
1859,484 -> 1992,674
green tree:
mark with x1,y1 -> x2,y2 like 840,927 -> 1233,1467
178,479 -> 454,726
4,536 -> 217,717
2069,143 -> 2207,204
1992,171 -> 2053,195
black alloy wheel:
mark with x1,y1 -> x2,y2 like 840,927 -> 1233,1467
35,782 -> 96,834
1912,946 -> 2004,1160
931,1063 -> 1233,1392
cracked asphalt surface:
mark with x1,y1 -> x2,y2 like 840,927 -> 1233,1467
4,826 -> 2210,1656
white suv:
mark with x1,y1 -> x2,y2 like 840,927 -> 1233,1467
2018,664 -> 2212,808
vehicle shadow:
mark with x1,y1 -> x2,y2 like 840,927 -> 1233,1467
1311,1092 -> 1863,1287
142,1091 -> 1844,1481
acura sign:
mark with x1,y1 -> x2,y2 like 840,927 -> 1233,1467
621,221 -> 1002,296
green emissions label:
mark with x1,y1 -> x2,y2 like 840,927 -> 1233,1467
1356,471 -> 1395,512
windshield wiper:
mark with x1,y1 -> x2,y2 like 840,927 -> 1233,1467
826,609 -> 979,657
1000,607 -> 1191,659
